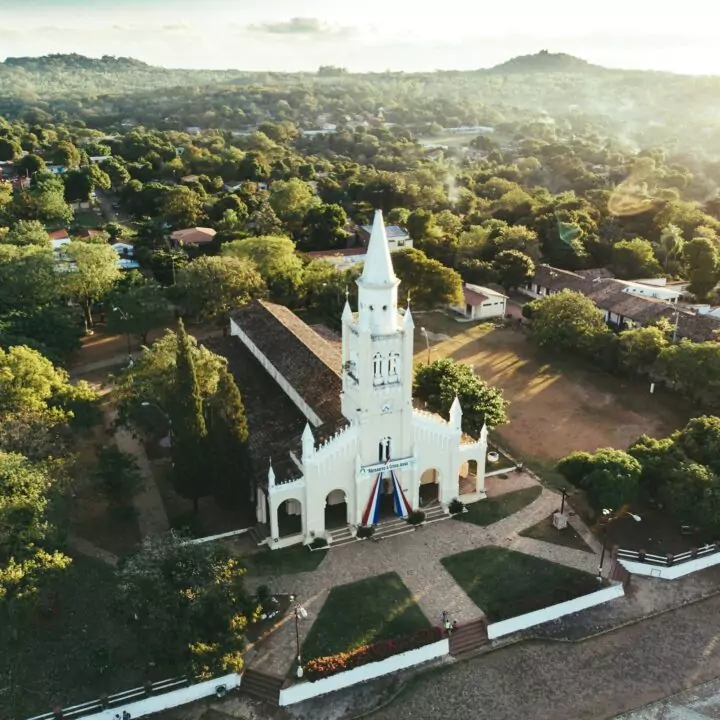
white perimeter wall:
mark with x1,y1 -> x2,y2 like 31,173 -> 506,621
619,552 -> 720,579
74,673 -> 241,720
278,639 -> 449,706
487,584 -> 625,640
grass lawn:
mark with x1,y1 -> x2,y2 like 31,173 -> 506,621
73,208 -> 104,229
441,547 -> 600,622
520,513 -> 593,553
302,572 -> 431,661
0,555 -> 162,720
456,486 -> 541,526
244,545 -> 326,577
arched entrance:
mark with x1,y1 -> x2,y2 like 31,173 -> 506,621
458,459 -> 481,496
419,467 -> 440,505
325,489 -> 348,529
277,498 -> 303,537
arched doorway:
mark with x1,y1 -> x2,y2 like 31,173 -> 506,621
325,489 -> 348,529
419,467 -> 440,505
458,459 -> 481,496
277,499 -> 303,538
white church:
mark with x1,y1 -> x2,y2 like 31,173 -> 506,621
228,210 -> 489,549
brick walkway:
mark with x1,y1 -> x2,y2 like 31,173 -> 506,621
246,478 -> 603,676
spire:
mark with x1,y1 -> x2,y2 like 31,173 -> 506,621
449,395 -> 462,430
359,209 -> 397,287
301,423 -> 315,460
403,305 -> 415,329
268,458 -> 276,488
342,296 -> 353,323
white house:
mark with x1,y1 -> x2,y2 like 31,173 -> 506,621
455,284 -> 508,320
229,211 -> 488,549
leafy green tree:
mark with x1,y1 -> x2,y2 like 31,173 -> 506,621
268,178 -> 319,232
675,416 -> 720,475
51,140 -> 81,168
0,452 -> 71,609
611,238 -> 661,279
63,169 -> 94,204
15,153 -> 46,176
414,357 -> 508,434
106,274 -> 172,345
171,320 -> 208,512
683,237 -> 720,299
658,461 -> 717,529
11,176 -> 73,226
493,249 -> 534,291
526,289 -> 610,355
0,245 -> 61,312
654,341 -> 720,407
0,137 -> 22,162
161,185 -> 205,228
222,235 -> 303,305
628,434 -> 684,499
101,157 -> 131,190
301,203 -> 348,250
559,447 -> 641,510
117,532 -> 258,677
174,256 -> 266,323
406,209 -> 435,241
60,242 -> 121,332
618,325 -> 668,374
392,247 -> 463,310
654,224 -> 685,272
3,220 -> 50,247
247,202 -> 284,236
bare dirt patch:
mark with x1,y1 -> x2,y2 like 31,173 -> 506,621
413,312 -> 688,462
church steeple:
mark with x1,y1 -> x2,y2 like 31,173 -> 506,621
360,209 -> 398,287
356,209 -> 400,335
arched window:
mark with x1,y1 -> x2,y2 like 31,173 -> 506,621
388,352 -> 399,382
373,353 -> 384,385
385,438 -> 391,461
379,437 -> 391,462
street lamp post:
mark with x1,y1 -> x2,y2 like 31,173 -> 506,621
112,306 -> 133,364
420,327 -> 430,365
560,487 -> 567,515
598,508 -> 641,580
289,595 -> 308,678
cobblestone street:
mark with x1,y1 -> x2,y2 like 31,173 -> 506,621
368,592 -> 720,720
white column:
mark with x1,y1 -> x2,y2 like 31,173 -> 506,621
269,496 -> 279,541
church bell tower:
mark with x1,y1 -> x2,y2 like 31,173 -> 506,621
340,210 -> 414,467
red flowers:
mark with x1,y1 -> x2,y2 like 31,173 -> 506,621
303,627 -> 442,681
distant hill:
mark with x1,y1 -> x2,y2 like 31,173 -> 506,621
487,50 -> 603,74
4,53 -> 152,72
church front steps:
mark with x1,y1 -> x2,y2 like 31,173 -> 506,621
240,667 -> 284,705
448,618 -> 490,659
248,523 -> 269,546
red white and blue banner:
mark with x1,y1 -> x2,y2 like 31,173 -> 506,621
391,471 -> 412,518
361,474 -> 382,526
361,467 -> 413,525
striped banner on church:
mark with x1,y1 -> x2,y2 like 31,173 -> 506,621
361,474 -> 382,526
391,470 -> 412,518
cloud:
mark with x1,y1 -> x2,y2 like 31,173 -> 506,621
248,17 -> 357,38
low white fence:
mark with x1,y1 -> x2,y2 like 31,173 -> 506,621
617,545 -> 720,579
185,527 -> 251,545
29,674 -> 240,720
278,639 -> 449,706
486,584 -> 625,640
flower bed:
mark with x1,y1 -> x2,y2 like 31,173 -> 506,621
303,627 -> 442,681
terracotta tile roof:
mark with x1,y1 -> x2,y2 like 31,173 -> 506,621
533,264 -> 591,293
170,227 -> 217,245
205,336 -> 306,488
48,229 -> 70,240
463,283 -> 507,306
576,268 -> 615,280
310,324 -> 342,345
230,300 -> 343,427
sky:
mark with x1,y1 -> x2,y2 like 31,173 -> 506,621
1,0 -> 719,75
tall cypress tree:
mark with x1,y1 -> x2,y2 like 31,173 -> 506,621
207,367 -> 253,513
171,319 -> 208,512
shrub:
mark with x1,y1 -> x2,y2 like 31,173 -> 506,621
310,537 -> 328,549
407,510 -> 426,525
255,584 -> 272,605
303,627 -> 442,681
448,498 -> 465,515
356,525 -> 374,539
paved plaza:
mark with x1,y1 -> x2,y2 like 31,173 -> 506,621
244,473 -> 602,676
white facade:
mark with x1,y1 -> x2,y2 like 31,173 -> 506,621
250,211 -> 488,549
455,284 -> 508,320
